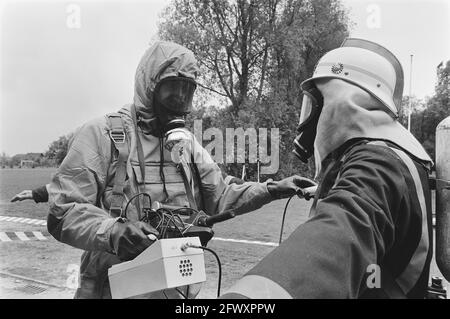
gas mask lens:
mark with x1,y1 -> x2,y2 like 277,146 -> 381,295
292,84 -> 324,163
298,84 -> 323,128
298,92 -> 315,126
155,77 -> 197,114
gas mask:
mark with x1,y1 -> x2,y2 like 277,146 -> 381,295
292,82 -> 323,163
151,76 -> 197,150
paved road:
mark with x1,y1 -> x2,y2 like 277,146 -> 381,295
0,272 -> 75,299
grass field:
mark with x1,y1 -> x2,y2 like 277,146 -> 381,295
0,168 -> 310,298
0,168 -> 447,298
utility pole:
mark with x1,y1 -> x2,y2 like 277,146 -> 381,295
408,54 -> 413,131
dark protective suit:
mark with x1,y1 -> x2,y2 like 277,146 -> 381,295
222,139 -> 432,298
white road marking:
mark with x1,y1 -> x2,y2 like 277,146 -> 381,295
0,231 -> 50,242
0,215 -> 280,247
15,232 -> 30,241
0,232 -> 12,242
213,237 -> 278,247
32,232 -> 47,241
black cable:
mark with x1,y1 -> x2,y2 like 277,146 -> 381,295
174,214 -> 186,230
161,213 -> 169,239
155,208 -> 184,238
175,287 -> 188,299
123,192 -> 152,219
148,209 -> 164,230
166,214 -> 185,238
187,244 -> 222,297
279,194 -> 296,245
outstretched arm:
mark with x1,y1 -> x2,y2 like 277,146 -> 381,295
192,142 -> 315,216
12,184 -> 50,203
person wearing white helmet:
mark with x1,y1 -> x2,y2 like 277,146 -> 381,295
46,41 -> 316,299
221,38 -> 434,299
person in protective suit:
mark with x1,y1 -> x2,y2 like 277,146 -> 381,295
11,184 -> 49,203
221,38 -> 434,299
46,41 -> 315,299
10,173 -> 240,203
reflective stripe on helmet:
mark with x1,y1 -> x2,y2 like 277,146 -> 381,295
317,62 -> 394,95
224,275 -> 293,299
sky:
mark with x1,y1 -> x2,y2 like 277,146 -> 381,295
1,0 -> 449,156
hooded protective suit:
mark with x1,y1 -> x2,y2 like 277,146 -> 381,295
47,41 -> 274,298
221,78 -> 433,298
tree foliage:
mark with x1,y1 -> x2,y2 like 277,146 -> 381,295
160,0 -> 350,179
398,61 -> 450,161
45,133 -> 74,165
421,61 -> 450,159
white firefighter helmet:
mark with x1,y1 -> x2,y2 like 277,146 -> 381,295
301,38 -> 404,118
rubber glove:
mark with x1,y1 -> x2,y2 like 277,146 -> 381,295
109,219 -> 159,261
267,175 -> 317,199
11,190 -> 33,202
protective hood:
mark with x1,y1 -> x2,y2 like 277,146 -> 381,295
133,41 -> 199,121
313,79 -> 433,176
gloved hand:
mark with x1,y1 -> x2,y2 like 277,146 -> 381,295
267,175 -> 317,199
109,219 -> 159,261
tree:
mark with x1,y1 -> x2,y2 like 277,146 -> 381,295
10,154 -> 25,168
160,0 -> 278,115
160,0 -> 350,179
421,61 -> 450,159
45,133 -> 74,166
398,61 -> 450,161
398,95 -> 426,139
0,152 -> 10,168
